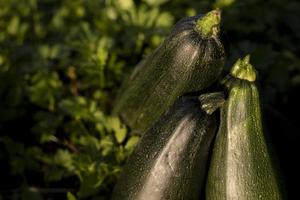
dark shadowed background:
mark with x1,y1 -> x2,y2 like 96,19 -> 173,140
0,0 -> 299,199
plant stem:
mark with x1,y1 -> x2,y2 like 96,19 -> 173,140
196,9 -> 221,38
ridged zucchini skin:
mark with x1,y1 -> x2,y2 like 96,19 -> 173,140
113,10 -> 225,134
111,97 -> 217,200
206,57 -> 283,200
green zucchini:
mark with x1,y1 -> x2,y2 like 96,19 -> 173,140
206,56 -> 283,200
111,96 -> 220,200
113,9 -> 225,134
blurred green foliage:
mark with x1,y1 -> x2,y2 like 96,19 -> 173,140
0,0 -> 300,199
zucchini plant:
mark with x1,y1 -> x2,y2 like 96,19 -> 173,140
113,9 -> 225,134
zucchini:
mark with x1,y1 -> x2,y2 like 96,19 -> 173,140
111,96 -> 220,200
206,56 -> 283,200
113,9 -> 225,134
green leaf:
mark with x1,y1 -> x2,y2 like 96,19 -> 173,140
116,0 -> 134,11
125,136 -> 140,150
7,16 -> 20,35
54,150 -> 74,171
106,117 -> 127,143
77,135 -> 101,150
29,71 -> 62,110
155,12 -> 174,28
115,128 -> 126,144
214,0 -> 236,8
143,0 -> 170,6
76,164 -> 107,198
100,136 -> 114,156
67,192 -> 77,200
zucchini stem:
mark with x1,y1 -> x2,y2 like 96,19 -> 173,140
230,55 -> 257,82
199,92 -> 225,115
196,9 -> 221,38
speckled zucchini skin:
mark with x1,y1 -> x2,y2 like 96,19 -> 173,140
206,77 -> 283,200
113,12 -> 225,134
111,97 -> 217,200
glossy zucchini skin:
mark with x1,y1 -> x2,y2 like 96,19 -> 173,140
113,10 -> 225,134
206,57 -> 283,200
111,97 -> 217,200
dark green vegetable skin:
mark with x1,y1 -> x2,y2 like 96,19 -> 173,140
111,97 -> 217,200
206,56 -> 283,200
113,10 -> 225,134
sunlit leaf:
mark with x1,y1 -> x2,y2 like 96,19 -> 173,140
125,136 -> 140,150
214,0 -> 236,8
7,16 -> 20,35
143,0 -> 170,6
67,192 -> 77,200
106,117 -> 127,144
